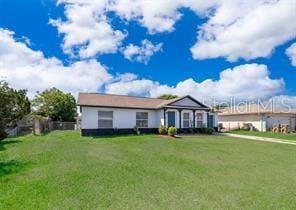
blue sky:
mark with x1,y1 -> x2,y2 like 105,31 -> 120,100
0,0 -> 295,102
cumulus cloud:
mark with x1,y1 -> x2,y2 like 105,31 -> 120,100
52,0 -> 296,61
122,39 -> 162,64
0,28 -> 112,98
105,63 -> 285,101
286,43 -> 296,67
191,0 -> 296,61
0,28 -> 286,103
50,1 -> 126,58
109,0 -> 220,34
109,0 -> 184,34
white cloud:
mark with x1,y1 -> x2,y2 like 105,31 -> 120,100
111,0 -> 296,61
191,0 -> 296,61
52,0 -> 296,61
123,39 -> 162,64
0,28 -> 286,103
286,43 -> 296,67
105,63 -> 285,101
105,73 -> 159,95
109,0 -> 219,34
109,0 -> 184,34
0,28 -> 112,98
50,1 -> 126,58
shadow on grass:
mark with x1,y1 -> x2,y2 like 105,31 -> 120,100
0,140 -> 28,177
0,160 -> 28,177
90,134 -> 159,139
0,140 -> 21,151
91,134 -> 139,139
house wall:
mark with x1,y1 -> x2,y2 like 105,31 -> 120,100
81,107 -> 159,129
265,114 -> 296,131
292,117 -> 296,131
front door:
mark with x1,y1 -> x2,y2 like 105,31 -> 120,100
207,115 -> 214,128
167,111 -> 175,127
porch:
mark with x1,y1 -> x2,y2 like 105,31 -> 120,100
162,107 -> 217,131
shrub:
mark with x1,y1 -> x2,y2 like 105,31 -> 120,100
206,128 -> 215,134
168,126 -> 177,136
200,127 -> 207,134
193,128 -> 200,134
158,125 -> 167,135
200,127 -> 215,134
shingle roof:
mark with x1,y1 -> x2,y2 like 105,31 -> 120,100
219,104 -> 296,115
77,93 -> 181,109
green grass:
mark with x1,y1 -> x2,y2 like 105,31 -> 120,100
229,130 -> 296,141
1,131 -> 296,209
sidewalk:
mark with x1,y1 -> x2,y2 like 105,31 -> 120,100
219,133 -> 296,146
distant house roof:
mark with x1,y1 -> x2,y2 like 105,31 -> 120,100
78,93 -> 210,110
219,104 -> 296,116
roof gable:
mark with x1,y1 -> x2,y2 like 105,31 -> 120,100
166,96 -> 209,109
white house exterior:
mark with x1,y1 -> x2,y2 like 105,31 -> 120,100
219,105 -> 296,132
78,93 -> 218,136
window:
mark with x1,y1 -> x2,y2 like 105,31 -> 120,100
183,112 -> 190,128
136,112 -> 148,128
196,113 -> 203,128
98,111 -> 113,128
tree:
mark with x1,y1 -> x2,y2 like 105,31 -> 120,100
214,104 -> 228,110
157,94 -> 178,100
0,81 -> 30,140
32,88 -> 77,122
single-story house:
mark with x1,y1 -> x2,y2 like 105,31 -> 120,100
218,104 -> 296,132
78,93 -> 218,136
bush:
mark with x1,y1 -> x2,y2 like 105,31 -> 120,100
158,125 -> 167,135
200,127 -> 215,134
188,128 -> 194,134
168,126 -> 177,136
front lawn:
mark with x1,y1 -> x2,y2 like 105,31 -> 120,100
228,130 -> 296,141
1,131 -> 296,209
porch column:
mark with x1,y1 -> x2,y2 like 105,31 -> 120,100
193,110 -> 196,128
163,108 -> 166,127
207,112 -> 209,128
179,109 -> 182,129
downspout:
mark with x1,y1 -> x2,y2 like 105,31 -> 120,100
207,112 -> 209,128
163,108 -> 166,127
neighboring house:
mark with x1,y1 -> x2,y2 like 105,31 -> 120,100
78,93 -> 218,136
219,105 -> 296,132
